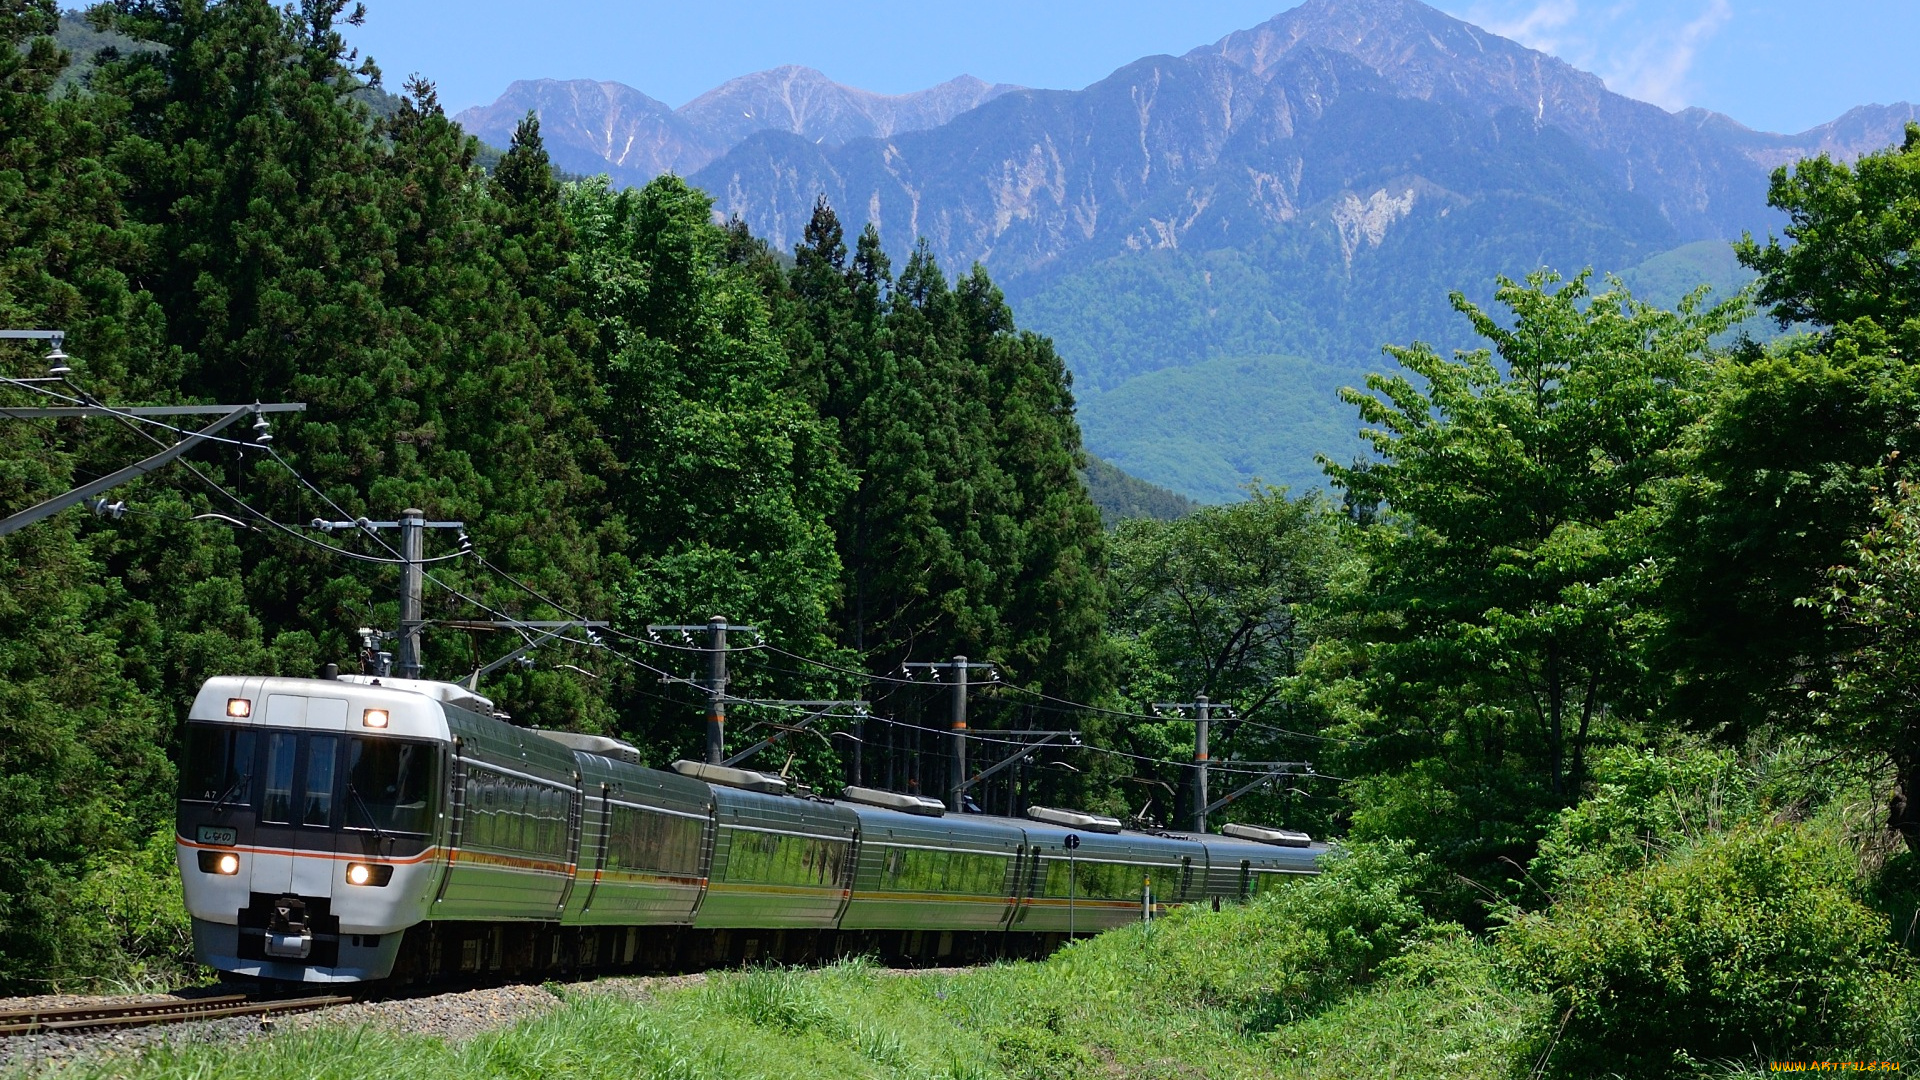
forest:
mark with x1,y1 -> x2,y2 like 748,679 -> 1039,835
0,1 -> 1916,1073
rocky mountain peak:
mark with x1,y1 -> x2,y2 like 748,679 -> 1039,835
1199,0 -> 1610,120
454,78 -> 722,185
677,66 -> 1021,148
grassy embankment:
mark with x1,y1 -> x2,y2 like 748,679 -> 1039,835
47,906 -> 1540,1080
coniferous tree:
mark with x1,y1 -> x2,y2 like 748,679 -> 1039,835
568,176 -> 853,758
0,0 -> 177,987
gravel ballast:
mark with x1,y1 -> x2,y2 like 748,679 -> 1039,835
0,975 -> 723,1073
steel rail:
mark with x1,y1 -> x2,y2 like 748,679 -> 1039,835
0,993 -> 350,1036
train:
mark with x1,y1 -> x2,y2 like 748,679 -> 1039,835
176,673 -> 1329,983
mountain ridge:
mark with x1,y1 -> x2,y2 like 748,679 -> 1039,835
454,68 -> 1024,187
450,0 -> 1916,500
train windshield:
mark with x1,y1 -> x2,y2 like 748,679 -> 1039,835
181,724 -> 256,804
346,737 -> 436,835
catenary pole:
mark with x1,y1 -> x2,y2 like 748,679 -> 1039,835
707,616 -> 728,764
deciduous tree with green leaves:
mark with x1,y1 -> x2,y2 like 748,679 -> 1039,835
1321,270 -> 1744,874
1659,125 -> 1920,751
1106,488 -> 1352,827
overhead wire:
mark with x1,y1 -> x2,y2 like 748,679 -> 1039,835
0,376 -> 471,567
6,375 -> 1347,783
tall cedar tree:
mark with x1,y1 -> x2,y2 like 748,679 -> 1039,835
780,201 -> 1112,804
566,176 -> 853,763
0,0 -> 176,987
92,2 -> 616,725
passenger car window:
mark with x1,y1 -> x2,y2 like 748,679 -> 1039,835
302,735 -> 337,827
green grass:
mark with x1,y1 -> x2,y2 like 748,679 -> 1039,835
27,901 -> 1548,1080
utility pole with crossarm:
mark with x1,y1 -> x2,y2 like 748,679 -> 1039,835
903,656 -> 999,811
1154,695 -> 1239,833
650,617 -> 757,764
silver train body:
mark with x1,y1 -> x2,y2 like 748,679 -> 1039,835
177,675 -> 1328,983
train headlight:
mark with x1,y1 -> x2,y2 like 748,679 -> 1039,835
362,708 -> 389,729
344,862 -> 393,887
226,698 -> 252,718
197,851 -> 240,875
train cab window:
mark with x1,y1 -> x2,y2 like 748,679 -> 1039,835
181,724 -> 256,804
302,735 -> 338,827
347,737 -> 434,835
261,732 -> 298,824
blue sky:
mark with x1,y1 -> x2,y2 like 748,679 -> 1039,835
345,1 -> 1918,135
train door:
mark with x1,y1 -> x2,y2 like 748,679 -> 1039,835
1179,856 -> 1194,903
433,745 -> 465,904
577,784 -> 613,916
250,694 -> 349,903
554,779 -> 588,915
1238,860 -> 1252,901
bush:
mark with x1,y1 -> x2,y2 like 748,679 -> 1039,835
1344,760 -> 1558,924
1528,739 -> 1867,900
1528,744 -> 1757,895
54,827 -> 198,990
1501,824 -> 1917,1074
1053,839 -> 1436,1030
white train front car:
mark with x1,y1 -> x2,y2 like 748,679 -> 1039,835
177,675 -> 455,981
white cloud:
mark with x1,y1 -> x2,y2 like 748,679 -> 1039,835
1597,0 -> 1732,108
1455,0 -> 1735,109
1479,0 -> 1581,54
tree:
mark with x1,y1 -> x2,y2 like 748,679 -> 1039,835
1107,489 -> 1351,826
566,175 -> 854,762
0,0 -> 176,988
1811,481 -> 1920,851
1660,127 -> 1920,742
955,264 -> 1113,702
1321,271 -> 1743,873
1738,122 -> 1920,333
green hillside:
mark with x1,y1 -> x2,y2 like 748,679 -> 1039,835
1078,354 -> 1363,501
1081,455 -> 1201,521
1616,237 -> 1760,309
1047,238 -> 1767,502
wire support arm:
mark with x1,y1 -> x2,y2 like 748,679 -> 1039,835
952,730 -> 1080,797
0,407 -> 254,537
720,700 -> 868,768
1201,762 -> 1315,818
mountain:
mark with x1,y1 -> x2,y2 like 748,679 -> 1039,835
1679,102 -> 1920,172
678,67 -> 1020,149
682,0 -> 1912,498
454,68 -> 1022,187
454,0 -> 1914,501
1082,456 -> 1199,525
454,79 -> 723,186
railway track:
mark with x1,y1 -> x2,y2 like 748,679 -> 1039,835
0,993 -> 350,1037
